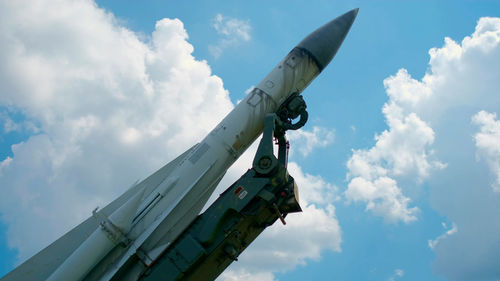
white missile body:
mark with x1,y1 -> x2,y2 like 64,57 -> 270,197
1,8 -> 358,281
96,39 -> 324,281
47,190 -> 145,281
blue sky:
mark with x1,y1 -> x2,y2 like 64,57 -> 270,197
1,1 -> 500,280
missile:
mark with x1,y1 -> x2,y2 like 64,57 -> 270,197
109,8 -> 358,277
1,8 -> 358,281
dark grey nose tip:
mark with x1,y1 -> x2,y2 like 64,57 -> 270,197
297,8 -> 359,71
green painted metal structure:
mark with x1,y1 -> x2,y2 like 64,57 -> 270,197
136,95 -> 308,281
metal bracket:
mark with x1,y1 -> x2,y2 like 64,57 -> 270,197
252,94 -> 308,175
276,92 -> 308,131
92,207 -> 130,246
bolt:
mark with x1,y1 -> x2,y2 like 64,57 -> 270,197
258,156 -> 272,169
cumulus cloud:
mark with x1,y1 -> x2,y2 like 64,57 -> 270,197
287,126 -> 334,157
345,101 -> 444,223
0,0 -> 233,261
472,110 -> 500,192
209,14 -> 251,58
352,16 -> 500,280
345,176 -> 418,223
288,162 -> 340,205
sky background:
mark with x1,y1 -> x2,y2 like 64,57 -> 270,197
1,0 -> 500,280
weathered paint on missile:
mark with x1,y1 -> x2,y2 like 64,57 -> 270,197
98,9 -> 359,279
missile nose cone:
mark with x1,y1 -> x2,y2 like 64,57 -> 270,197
297,8 -> 358,71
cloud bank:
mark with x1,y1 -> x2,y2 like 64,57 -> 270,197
347,17 -> 500,280
0,0 -> 234,261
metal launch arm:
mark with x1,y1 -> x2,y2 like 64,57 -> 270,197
136,96 -> 308,281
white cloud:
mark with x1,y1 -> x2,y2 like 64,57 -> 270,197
288,162 -> 340,205
388,268 -> 404,281
472,110 -> 500,192
287,126 -> 334,157
0,157 -> 12,175
213,14 -> 251,41
209,14 -> 251,58
218,270 -> 274,281
345,176 -> 418,223
0,0 -> 233,262
0,110 -> 39,134
428,222 -> 458,250
357,16 -> 500,280
0,113 -> 19,133
345,103 -> 444,223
